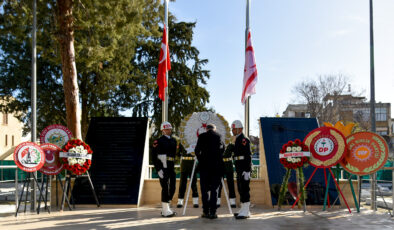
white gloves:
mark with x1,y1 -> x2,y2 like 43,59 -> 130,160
158,154 -> 167,168
242,171 -> 251,181
158,169 -> 164,179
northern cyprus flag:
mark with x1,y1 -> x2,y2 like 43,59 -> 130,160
241,29 -> 258,104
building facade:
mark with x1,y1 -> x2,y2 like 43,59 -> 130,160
0,110 -> 23,160
282,104 -> 310,118
283,95 -> 391,136
283,95 -> 393,159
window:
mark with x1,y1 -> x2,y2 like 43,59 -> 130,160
353,109 -> 369,122
5,135 -> 7,146
377,131 -> 387,136
375,107 -> 387,121
2,112 -> 8,125
353,107 -> 387,122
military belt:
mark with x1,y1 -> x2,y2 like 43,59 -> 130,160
223,157 -> 232,162
167,157 -> 175,161
181,156 -> 194,160
234,156 -> 245,160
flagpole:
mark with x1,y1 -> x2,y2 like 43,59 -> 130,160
244,0 -> 250,137
162,0 -> 169,123
31,0 -> 37,211
369,0 -> 377,211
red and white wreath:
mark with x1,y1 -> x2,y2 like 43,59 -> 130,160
279,139 -> 310,169
60,139 -> 93,175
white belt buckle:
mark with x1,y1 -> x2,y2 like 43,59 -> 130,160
236,156 -> 245,160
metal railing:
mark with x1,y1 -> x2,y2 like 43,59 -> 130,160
330,165 -> 394,213
380,167 -> 394,212
0,165 -> 18,211
145,164 -> 261,179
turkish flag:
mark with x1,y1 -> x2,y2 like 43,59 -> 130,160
157,25 -> 171,101
241,29 -> 258,104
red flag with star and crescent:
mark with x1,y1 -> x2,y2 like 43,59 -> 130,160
157,25 -> 171,101
241,29 -> 258,104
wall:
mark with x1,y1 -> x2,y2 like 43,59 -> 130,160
139,178 -> 358,209
140,179 -> 267,207
0,111 -> 23,160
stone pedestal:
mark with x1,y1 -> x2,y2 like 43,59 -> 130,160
139,178 -> 266,206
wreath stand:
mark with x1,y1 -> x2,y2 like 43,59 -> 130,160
54,173 -> 73,211
60,171 -> 100,211
182,159 -> 232,215
324,172 -> 359,213
15,172 -> 50,217
331,132 -> 391,215
291,167 -> 352,213
36,174 -> 52,214
277,139 -> 310,211
327,172 -> 393,216
278,167 -> 306,211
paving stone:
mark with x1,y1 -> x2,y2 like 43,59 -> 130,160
0,205 -> 393,230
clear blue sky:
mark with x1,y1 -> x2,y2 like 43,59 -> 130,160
169,0 -> 394,136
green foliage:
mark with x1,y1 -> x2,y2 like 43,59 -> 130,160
132,15 -> 210,137
277,168 -> 291,210
0,0 -> 210,137
298,167 -> 306,208
277,167 -> 306,210
0,0 -> 66,135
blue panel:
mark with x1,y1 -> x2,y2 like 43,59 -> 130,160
260,117 -> 339,206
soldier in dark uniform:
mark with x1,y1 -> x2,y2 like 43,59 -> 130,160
195,124 -> 225,219
231,120 -> 252,219
152,121 -> 177,217
217,140 -> 236,208
176,143 -> 199,208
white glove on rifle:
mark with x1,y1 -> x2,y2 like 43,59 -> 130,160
158,169 -> 164,179
242,171 -> 251,181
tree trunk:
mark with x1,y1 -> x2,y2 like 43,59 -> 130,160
80,79 -> 89,139
56,0 -> 82,139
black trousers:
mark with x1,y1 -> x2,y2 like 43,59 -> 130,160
218,171 -> 236,199
200,170 -> 222,214
178,170 -> 198,198
236,171 -> 250,203
159,168 -> 176,203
